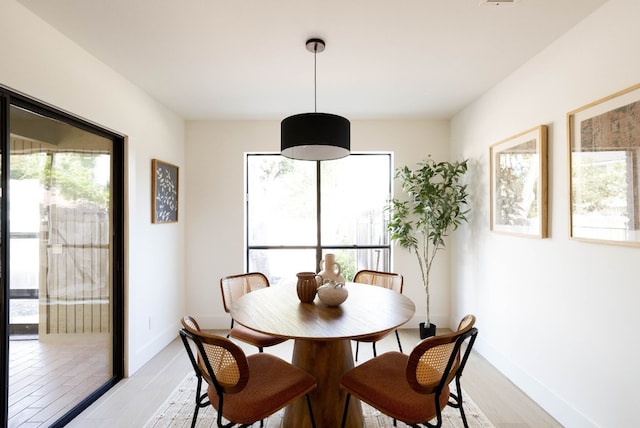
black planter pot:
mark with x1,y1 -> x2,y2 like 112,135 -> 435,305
419,322 -> 437,339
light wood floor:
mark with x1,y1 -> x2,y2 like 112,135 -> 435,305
66,329 -> 562,428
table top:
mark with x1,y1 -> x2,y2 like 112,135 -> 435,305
229,282 -> 415,340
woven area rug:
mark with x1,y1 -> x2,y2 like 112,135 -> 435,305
144,373 -> 495,428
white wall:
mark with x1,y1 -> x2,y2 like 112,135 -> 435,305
184,119 -> 456,329
1,0 -> 187,375
450,0 -> 639,426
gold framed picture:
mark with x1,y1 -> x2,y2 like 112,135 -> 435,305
490,125 -> 548,238
568,83 -> 640,245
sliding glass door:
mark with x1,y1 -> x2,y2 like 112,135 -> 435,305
1,90 -> 124,427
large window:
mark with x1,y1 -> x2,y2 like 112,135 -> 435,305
246,153 -> 392,284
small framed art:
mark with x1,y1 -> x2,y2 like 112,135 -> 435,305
490,125 -> 548,238
152,159 -> 179,223
568,83 -> 640,245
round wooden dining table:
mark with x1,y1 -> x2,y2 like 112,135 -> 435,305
230,281 -> 415,428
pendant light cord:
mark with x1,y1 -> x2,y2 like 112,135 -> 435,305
314,42 -> 318,113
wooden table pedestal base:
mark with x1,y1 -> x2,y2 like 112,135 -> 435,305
283,339 -> 363,428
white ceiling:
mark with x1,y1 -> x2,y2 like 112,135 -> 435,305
18,0 -> 608,120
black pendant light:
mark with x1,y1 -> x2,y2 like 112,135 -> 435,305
281,38 -> 350,161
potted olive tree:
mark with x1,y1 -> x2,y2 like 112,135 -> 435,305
387,157 -> 470,338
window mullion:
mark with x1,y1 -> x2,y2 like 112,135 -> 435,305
316,160 -> 322,271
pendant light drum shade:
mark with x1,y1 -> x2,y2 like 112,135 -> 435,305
280,38 -> 350,161
281,112 -> 350,161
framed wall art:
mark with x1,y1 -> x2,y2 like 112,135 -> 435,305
568,83 -> 640,245
152,159 -> 179,223
490,125 -> 548,238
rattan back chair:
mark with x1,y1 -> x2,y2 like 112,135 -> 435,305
180,316 -> 211,428
352,269 -> 404,361
180,316 -> 318,428
340,314 -> 478,428
220,272 -> 287,351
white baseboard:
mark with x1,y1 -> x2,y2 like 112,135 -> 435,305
191,313 -> 232,330
475,341 -> 597,428
129,323 -> 179,376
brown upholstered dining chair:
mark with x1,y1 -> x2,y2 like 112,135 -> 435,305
352,269 -> 404,361
220,272 -> 287,352
340,314 -> 478,428
180,315 -> 318,428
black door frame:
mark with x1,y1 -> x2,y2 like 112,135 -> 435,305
0,85 -> 125,427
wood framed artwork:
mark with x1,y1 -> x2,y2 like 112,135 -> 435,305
568,83 -> 640,245
152,159 -> 179,223
490,125 -> 548,238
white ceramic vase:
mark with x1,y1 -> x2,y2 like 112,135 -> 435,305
318,253 -> 345,283
317,280 -> 348,306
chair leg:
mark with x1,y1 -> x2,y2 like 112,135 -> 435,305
191,377 -> 202,428
193,395 -> 209,428
191,404 -> 199,428
227,319 -> 233,338
191,377 -> 209,428
455,377 -> 469,428
372,341 -> 377,357
258,346 -> 264,353
447,376 -> 469,428
355,341 -> 360,362
394,329 -> 403,353
340,393 -> 351,428
306,393 -> 317,428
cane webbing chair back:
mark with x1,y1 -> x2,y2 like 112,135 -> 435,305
352,269 -> 404,360
340,315 -> 479,428
181,321 -> 249,394
406,314 -> 477,395
180,317 -> 318,428
220,272 -> 270,313
353,269 -> 403,293
219,272 -> 287,351
406,333 -> 463,394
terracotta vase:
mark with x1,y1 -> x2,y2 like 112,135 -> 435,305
296,272 -> 321,303
318,253 -> 345,284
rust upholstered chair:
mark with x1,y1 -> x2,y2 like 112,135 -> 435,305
220,272 -> 287,352
340,314 -> 478,428
352,269 -> 404,361
180,315 -> 317,428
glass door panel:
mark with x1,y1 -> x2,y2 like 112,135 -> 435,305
8,105 -> 114,426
